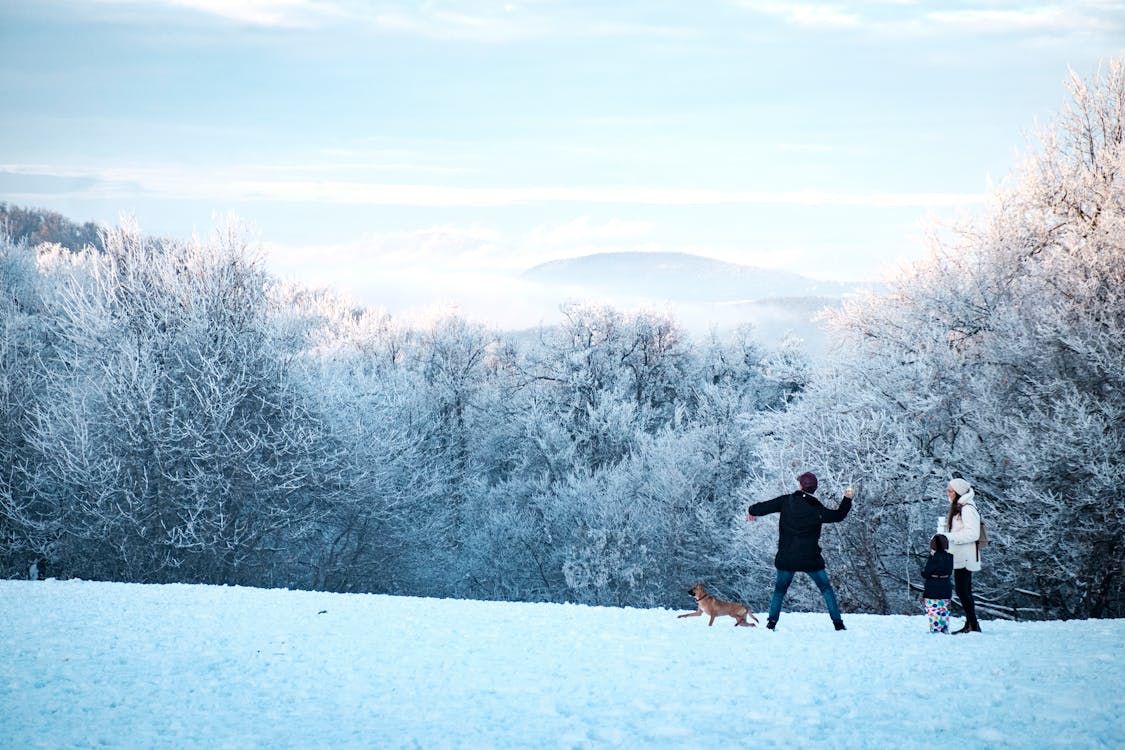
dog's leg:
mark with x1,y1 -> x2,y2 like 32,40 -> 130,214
735,607 -> 757,626
678,609 -> 702,619
708,614 -> 716,626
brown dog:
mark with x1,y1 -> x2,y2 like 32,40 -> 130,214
678,583 -> 759,627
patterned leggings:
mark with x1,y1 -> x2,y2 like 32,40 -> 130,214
925,598 -> 950,633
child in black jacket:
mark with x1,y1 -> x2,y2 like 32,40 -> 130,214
922,534 -> 954,633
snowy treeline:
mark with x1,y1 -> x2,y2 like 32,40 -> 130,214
2,62 -> 1122,619
0,224 -> 800,608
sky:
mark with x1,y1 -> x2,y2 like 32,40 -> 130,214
3,579 -> 1123,748
2,1 -> 1124,326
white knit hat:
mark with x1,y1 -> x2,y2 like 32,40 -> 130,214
948,477 -> 972,497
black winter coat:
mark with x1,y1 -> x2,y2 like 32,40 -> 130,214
747,491 -> 852,572
921,550 -> 954,599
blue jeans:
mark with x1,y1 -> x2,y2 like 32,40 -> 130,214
768,568 -> 843,623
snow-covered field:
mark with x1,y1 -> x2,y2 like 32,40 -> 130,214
1,580 -> 1122,749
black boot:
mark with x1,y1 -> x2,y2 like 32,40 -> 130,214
833,620 -> 846,631
970,619 -> 982,633
766,620 -> 777,630
953,620 -> 973,634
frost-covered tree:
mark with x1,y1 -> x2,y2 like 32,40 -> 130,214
23,221 -> 344,584
450,309 -> 786,608
522,303 -> 696,466
0,240 -> 57,575
281,293 -> 460,595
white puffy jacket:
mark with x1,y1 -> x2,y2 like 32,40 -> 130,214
941,493 -> 982,572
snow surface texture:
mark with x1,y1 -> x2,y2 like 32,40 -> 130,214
1,580 -> 1122,749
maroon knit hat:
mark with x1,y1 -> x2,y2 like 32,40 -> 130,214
797,472 -> 818,493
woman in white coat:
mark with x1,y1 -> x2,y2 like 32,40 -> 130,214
941,477 -> 983,633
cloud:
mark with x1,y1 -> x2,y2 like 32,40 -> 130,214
83,0 -> 646,42
170,0 -> 318,26
88,0 -> 329,28
263,220 -> 656,288
526,217 -> 653,247
200,180 -> 990,208
891,4 -> 1125,43
262,231 -> 571,329
265,224 -> 511,278
74,0 -> 1125,47
922,7 -> 1107,34
775,142 -> 839,154
363,6 -> 552,42
1,163 -> 985,209
732,1 -> 859,28
730,1 -> 1125,38
74,0 -> 706,44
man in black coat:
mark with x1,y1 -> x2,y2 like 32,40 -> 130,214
747,472 -> 854,631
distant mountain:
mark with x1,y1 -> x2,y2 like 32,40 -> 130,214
520,252 -> 879,353
523,251 -> 864,303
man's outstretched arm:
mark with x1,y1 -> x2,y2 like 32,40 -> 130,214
747,495 -> 785,520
